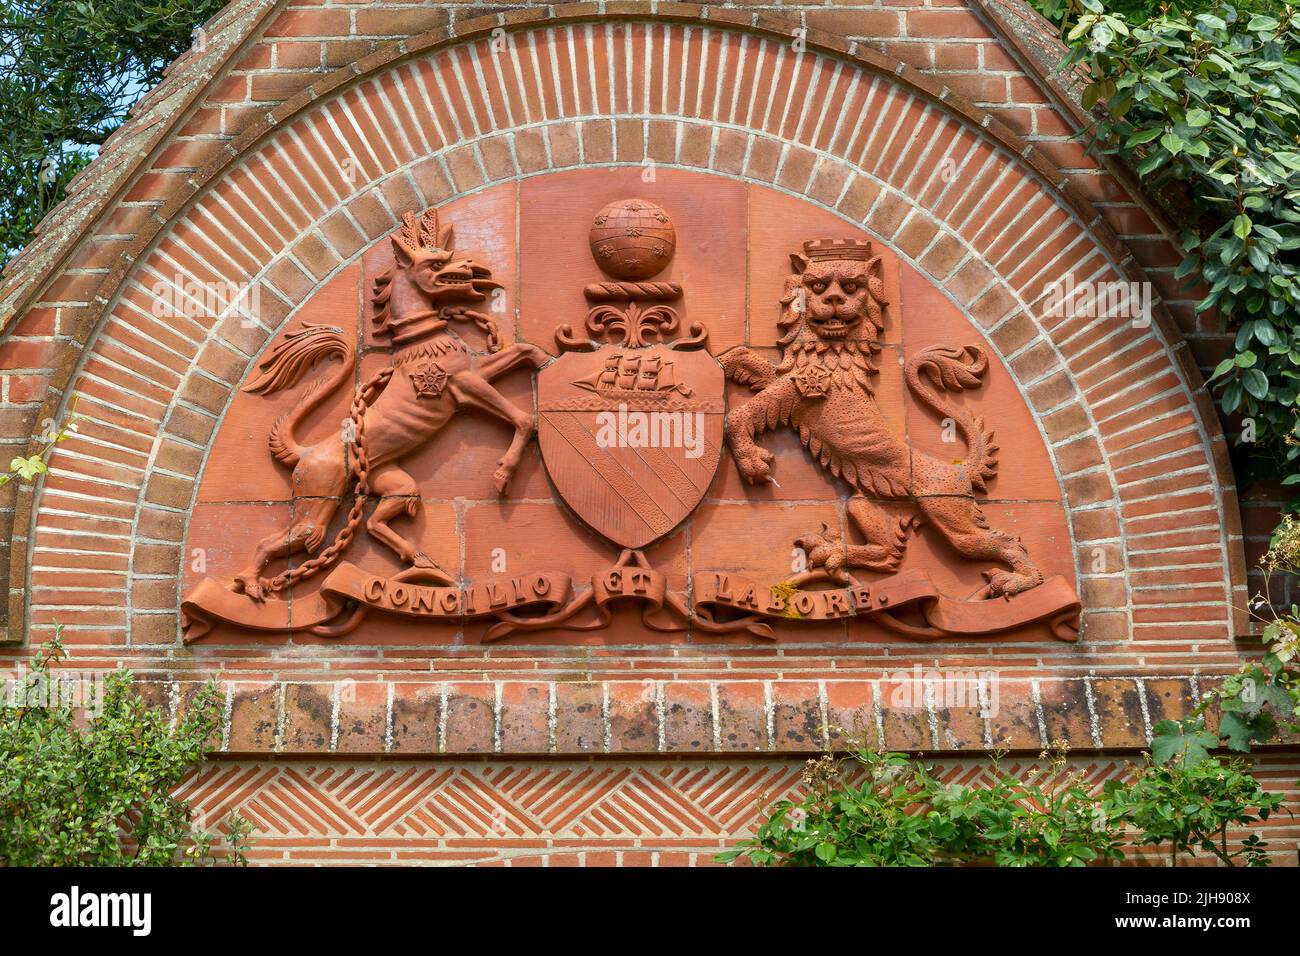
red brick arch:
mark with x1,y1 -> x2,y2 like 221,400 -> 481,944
17,13 -> 1236,670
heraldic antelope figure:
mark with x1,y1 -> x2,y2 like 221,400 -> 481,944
230,207 -> 548,601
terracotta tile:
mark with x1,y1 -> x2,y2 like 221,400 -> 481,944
826,680 -> 876,751
1142,678 -> 1196,727
281,682 -> 333,752
390,682 -> 440,752
897,266 -> 1061,504
183,501 -> 292,637
1090,678 -> 1147,748
772,681 -> 825,752
227,682 -> 278,752
198,265 -> 359,504
930,675 -> 990,750
498,681 -> 550,753
717,681 -> 766,752
1038,679 -> 1094,748
748,184 -> 903,348
335,680 -> 389,753
554,681 -> 604,752
691,499 -> 832,578
986,683 -> 1044,750
607,680 -> 659,752
663,681 -> 713,751
444,682 -> 495,753
463,500 -> 616,584
519,168 -> 747,352
878,679 -> 930,750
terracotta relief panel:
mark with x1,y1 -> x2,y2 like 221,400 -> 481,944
182,170 -> 1078,647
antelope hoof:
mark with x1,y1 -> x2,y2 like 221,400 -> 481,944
233,574 -> 268,603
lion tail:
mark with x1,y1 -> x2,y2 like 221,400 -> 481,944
242,323 -> 354,468
904,345 -> 998,492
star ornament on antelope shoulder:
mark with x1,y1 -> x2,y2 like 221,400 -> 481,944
410,360 -> 449,399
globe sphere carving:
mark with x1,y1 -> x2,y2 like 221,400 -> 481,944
588,198 -> 676,281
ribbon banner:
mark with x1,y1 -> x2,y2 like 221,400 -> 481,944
181,565 -> 575,643
183,552 -> 1078,644
693,569 -> 1081,642
183,550 -> 773,643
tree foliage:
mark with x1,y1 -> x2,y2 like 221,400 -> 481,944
0,0 -> 227,264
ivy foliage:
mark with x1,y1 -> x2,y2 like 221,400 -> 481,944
718,747 -> 1125,868
0,0 -> 227,264
1050,2 -> 1300,487
0,633 -> 250,865
0,408 -> 78,487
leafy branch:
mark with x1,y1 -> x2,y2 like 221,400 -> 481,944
0,632 -> 252,865
0,408 -> 79,487
0,0 -> 229,265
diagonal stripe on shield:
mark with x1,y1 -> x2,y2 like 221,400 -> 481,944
537,344 -> 725,549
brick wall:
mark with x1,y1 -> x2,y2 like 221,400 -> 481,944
0,1 -> 1290,866
176,752 -> 1300,865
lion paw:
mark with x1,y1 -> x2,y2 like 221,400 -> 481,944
795,524 -> 847,577
734,446 -> 774,484
982,569 -> 1043,597
395,552 -> 454,586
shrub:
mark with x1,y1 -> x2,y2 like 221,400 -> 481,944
0,633 -> 250,866
719,738 -> 1285,867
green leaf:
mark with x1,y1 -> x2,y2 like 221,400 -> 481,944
8,456 -> 47,481
1244,368 -> 1270,399
1218,712 -> 1256,752
1151,719 -> 1218,767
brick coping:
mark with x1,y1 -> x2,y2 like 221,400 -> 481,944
117,673 -> 1246,755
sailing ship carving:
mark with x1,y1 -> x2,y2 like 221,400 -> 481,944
574,352 -> 694,398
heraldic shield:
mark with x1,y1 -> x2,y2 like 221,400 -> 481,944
537,344 -> 725,549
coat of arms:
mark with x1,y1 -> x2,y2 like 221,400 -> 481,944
538,199 -> 723,550
182,197 -> 1080,644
